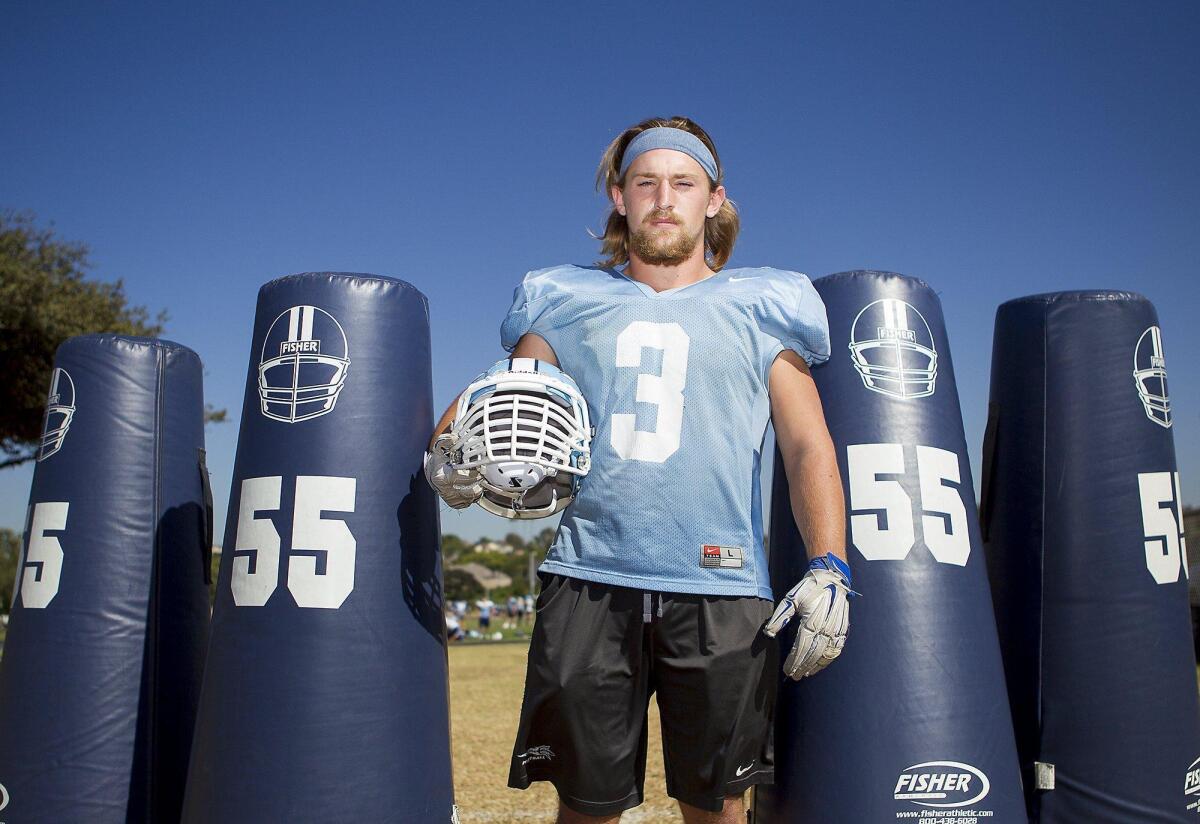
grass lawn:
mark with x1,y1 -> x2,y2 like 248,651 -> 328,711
449,642 -> 685,823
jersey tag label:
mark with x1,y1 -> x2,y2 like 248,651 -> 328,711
701,545 -> 743,569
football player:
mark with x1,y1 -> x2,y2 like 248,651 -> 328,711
426,116 -> 850,824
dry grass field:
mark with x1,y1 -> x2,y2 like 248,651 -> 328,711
449,642 -> 685,823
449,651 -> 1200,823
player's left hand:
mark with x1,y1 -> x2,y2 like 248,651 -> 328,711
423,433 -> 484,510
762,552 -> 853,680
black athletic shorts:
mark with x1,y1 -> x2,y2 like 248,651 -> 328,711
508,574 -> 778,816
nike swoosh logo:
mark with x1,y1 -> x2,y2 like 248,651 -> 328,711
728,276 -> 757,283
736,763 -> 754,776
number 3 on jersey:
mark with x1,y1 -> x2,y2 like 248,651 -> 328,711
611,321 -> 691,463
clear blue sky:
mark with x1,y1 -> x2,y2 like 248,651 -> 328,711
3,1 -> 1198,544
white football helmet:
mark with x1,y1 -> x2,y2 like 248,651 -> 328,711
38,367 -> 76,461
849,298 -> 938,399
258,305 -> 351,423
450,357 -> 592,519
1133,325 -> 1171,428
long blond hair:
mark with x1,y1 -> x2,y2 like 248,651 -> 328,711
594,116 -> 740,270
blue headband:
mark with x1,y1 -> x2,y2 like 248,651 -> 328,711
618,127 -> 719,182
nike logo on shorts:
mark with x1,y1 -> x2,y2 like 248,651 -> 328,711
736,762 -> 754,776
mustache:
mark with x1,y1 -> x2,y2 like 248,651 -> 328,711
644,211 -> 680,226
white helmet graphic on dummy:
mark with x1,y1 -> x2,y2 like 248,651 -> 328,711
38,367 -> 76,461
1133,325 -> 1171,428
426,357 -> 592,519
258,304 -> 351,423
848,298 -> 938,399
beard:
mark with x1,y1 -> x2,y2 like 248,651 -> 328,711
628,220 -> 702,266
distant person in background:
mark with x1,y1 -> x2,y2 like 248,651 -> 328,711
445,610 -> 465,642
477,597 -> 494,631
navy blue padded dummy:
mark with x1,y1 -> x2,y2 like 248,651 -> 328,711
983,291 -> 1200,822
182,273 -> 456,823
0,335 -> 211,823
755,271 -> 1025,822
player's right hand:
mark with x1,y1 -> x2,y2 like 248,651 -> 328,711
423,433 -> 483,509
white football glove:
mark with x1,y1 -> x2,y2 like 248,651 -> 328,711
423,433 -> 483,510
762,552 -> 854,680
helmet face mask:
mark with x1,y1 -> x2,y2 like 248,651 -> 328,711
452,358 -> 592,519
38,368 -> 76,462
848,298 -> 938,400
1133,325 -> 1171,428
258,305 -> 351,423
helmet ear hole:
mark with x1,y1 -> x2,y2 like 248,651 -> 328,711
452,358 -> 592,519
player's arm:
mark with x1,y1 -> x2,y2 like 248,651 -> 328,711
762,350 -> 852,680
430,399 -> 458,450
767,350 -> 845,563
511,331 -> 558,366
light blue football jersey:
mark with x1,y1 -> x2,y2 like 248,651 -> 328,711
501,264 -> 830,599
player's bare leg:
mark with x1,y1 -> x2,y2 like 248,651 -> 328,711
556,803 -> 621,823
679,794 -> 745,824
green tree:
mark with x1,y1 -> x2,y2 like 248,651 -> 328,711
530,527 -> 556,552
441,533 -> 469,562
443,568 -> 484,602
471,549 -> 527,580
208,549 -> 221,608
0,210 -> 226,468
0,528 -> 19,613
